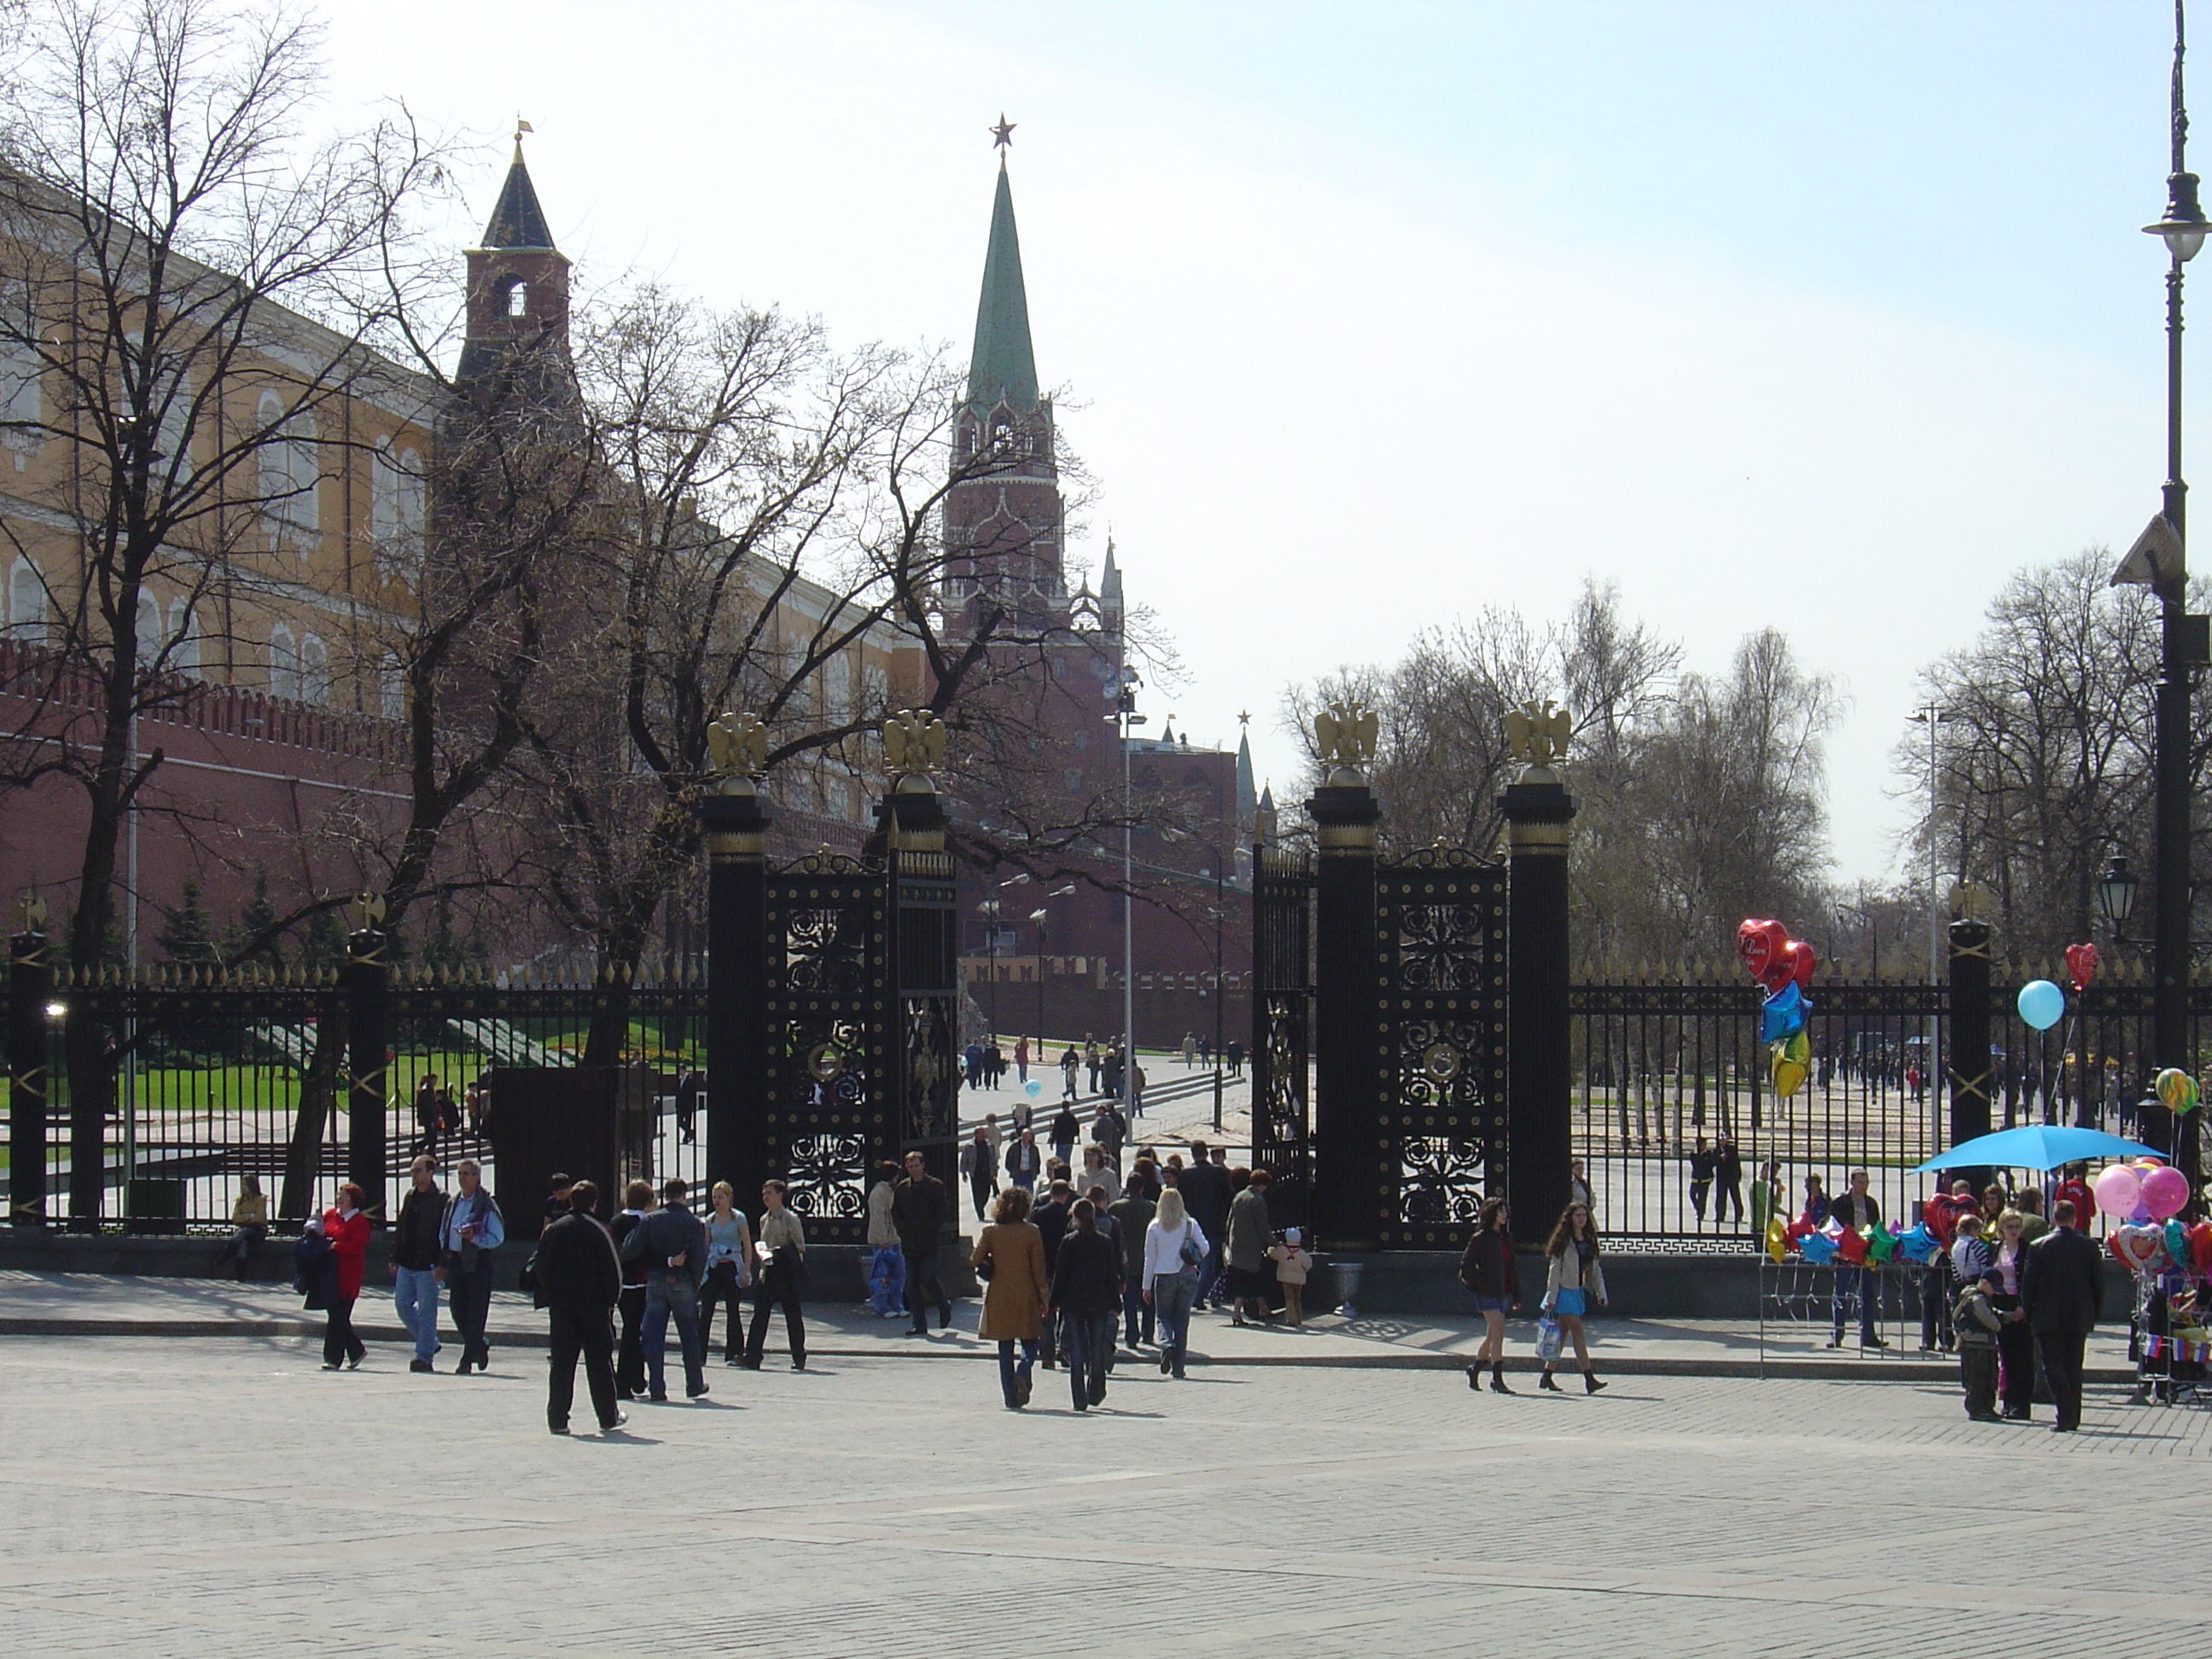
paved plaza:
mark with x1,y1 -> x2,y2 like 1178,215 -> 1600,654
0,1311 -> 2202,1654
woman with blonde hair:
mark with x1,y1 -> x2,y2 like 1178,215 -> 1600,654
1143,1185 -> 1208,1380
972,1185 -> 1048,1408
698,1180 -> 755,1366
1539,1202 -> 1609,1394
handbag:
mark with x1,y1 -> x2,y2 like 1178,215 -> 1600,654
1535,1315 -> 1563,1363
518,1250 -> 544,1308
1176,1225 -> 1205,1274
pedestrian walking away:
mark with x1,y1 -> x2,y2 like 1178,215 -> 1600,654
609,1179 -> 654,1400
1050,1103 -> 1081,1168
1538,1202 -> 1609,1393
391,1155 -> 445,1373
313,1184 -> 370,1371
1458,1196 -> 1521,1392
1178,1141 -> 1232,1310
620,1178 -> 711,1401
894,1150 -> 955,1335
1060,1045 -> 1080,1101
1143,1187 -> 1207,1379
973,1186 -> 1049,1407
743,1180 -> 809,1370
535,1180 -> 626,1435
1048,1198 -> 1122,1410
1224,1168 -> 1275,1325
1688,1134 -> 1715,1221
213,1174 -> 267,1281
697,1181 -> 755,1365
2020,1198 -> 2104,1431
439,1158 -> 506,1373
1108,1182 -> 1157,1350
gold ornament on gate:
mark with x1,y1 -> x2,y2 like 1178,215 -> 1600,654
1505,698 -> 1572,768
882,708 -> 947,791
1313,701 -> 1379,787
706,710 -> 768,795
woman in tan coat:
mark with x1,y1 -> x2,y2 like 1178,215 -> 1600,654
973,1186 -> 1048,1409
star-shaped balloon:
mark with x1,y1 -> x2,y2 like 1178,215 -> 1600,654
990,114 -> 1016,149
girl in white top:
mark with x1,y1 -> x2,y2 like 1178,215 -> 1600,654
1143,1187 -> 1208,1380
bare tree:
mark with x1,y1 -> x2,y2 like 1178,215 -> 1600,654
0,0 -> 464,1213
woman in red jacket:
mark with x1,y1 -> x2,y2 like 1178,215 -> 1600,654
320,1183 -> 371,1371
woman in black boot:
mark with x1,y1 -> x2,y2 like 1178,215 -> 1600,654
1538,1202 -> 1609,1394
1458,1196 -> 1521,1392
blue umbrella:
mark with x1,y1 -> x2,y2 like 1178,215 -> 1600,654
1911,1126 -> 2168,1173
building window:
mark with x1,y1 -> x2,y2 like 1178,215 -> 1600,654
379,653 -> 405,720
135,590 -> 160,670
370,439 -> 426,579
300,633 -> 329,706
6,558 -> 44,643
257,392 -> 318,541
504,279 -> 528,317
0,284 -> 41,463
167,597 -> 199,678
268,625 -> 298,700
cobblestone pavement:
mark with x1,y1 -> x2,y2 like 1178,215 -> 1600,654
0,1329 -> 2200,1654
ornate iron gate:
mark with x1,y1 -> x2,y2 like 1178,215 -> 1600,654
1251,847 -> 1314,1175
763,853 -> 891,1238
1375,847 -> 1507,1249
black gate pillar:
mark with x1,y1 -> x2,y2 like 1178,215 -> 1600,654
1500,739 -> 1578,1249
878,712 -> 958,1191
1946,906 -> 1994,1188
1308,756 -> 1382,1252
344,898 -> 390,1219
698,714 -> 774,1210
9,897 -> 52,1226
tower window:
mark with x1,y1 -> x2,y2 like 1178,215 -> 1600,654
504,280 -> 528,318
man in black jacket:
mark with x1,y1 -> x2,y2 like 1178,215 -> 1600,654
2021,1198 -> 2105,1431
536,1181 -> 625,1435
620,1178 -> 710,1400
892,1151 -> 954,1336
1048,1199 -> 1123,1411
1179,1141 -> 1232,1310
391,1155 -> 444,1375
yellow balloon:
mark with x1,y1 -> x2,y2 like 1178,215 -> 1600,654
1765,1214 -> 1787,1263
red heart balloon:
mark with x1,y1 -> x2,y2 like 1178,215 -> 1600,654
1784,939 -> 1817,988
2065,942 -> 2099,992
1738,918 -> 1785,981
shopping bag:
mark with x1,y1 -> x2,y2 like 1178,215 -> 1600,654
1535,1315 -> 1563,1362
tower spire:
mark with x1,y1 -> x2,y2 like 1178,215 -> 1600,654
480,122 -> 556,251
967,130 -> 1039,413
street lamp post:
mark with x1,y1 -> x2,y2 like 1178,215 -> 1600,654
2124,0 -> 2212,1181
975,899 -> 1001,1039
1109,673 -> 1145,1119
1909,703 -> 1947,1154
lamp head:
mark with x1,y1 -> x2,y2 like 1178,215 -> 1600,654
2098,854 -> 2141,928
2145,171 -> 2209,261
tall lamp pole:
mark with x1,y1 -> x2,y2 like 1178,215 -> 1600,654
1109,672 -> 1146,1119
1910,703 -> 1947,1153
2126,0 -> 2212,1177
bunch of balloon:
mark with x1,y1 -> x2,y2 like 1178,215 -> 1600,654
1738,918 -> 1815,1101
2096,1155 -> 2195,1278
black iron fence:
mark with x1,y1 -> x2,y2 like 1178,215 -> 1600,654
3,962 -> 712,1232
1572,972 -> 2212,1251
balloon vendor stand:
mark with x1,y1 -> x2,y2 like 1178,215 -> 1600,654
1756,1256 -> 1945,1378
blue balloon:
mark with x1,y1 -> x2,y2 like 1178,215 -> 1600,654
1800,1231 -> 1839,1264
2016,980 -> 2066,1031
1023,1079 -> 1042,1098
1759,981 -> 1806,1045
1896,1223 -> 1939,1264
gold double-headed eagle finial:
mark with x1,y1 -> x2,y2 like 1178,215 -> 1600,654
344,892 -> 387,933
1505,698 -> 1573,771
1312,700 -> 1379,786
13,891 -> 47,933
882,708 -> 948,789
706,711 -> 769,795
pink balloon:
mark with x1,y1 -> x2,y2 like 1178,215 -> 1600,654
2140,1164 -> 2191,1220
2093,1163 -> 2144,1220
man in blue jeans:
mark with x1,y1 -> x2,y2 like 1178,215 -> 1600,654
391,1156 -> 445,1374
620,1177 -> 710,1400
439,1158 -> 506,1373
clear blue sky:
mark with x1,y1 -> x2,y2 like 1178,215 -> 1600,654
322,0 -> 2192,889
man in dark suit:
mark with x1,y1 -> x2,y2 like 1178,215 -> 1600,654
892,1150 -> 953,1336
2020,1197 -> 2104,1432
535,1181 -> 625,1435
